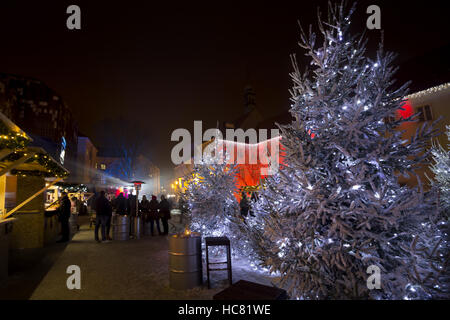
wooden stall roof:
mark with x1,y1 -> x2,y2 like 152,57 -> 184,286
0,112 -> 68,178
0,111 -> 32,142
0,146 -> 69,178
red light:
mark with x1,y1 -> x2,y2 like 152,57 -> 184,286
397,100 -> 413,119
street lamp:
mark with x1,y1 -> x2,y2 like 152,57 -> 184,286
131,180 -> 145,217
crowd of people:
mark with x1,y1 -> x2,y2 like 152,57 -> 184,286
55,189 -> 256,244
89,191 -> 173,243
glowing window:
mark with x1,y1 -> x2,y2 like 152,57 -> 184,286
417,105 -> 433,121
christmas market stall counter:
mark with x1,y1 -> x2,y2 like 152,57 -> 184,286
0,146 -> 69,249
0,217 -> 16,288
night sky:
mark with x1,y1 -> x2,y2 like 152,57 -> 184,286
0,0 -> 448,184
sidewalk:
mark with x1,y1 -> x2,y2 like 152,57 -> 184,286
30,220 -> 273,300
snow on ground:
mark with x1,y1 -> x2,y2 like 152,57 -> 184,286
31,218 -> 277,300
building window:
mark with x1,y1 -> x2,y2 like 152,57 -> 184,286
100,164 -> 106,170
417,105 -> 433,121
384,116 -> 395,124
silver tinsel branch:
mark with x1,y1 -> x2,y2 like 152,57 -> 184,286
430,125 -> 450,213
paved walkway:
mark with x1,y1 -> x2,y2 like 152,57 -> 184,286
30,222 -> 228,300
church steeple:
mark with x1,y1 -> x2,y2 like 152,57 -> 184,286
244,85 -> 256,114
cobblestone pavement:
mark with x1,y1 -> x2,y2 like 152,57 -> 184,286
30,220 -> 274,300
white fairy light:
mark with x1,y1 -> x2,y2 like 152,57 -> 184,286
405,82 -> 450,100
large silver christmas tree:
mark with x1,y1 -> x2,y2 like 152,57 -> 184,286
430,125 -> 450,213
244,2 -> 446,299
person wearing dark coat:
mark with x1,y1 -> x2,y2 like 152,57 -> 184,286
115,193 -> 127,215
148,195 -> 161,236
127,194 -> 138,238
88,192 -> 98,212
140,195 -> 150,231
95,191 -> 112,242
159,195 -> 172,235
140,195 -> 150,214
240,192 -> 250,217
57,192 -> 72,243
127,194 -> 137,217
105,197 -> 113,240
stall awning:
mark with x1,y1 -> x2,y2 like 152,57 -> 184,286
0,146 -> 69,178
0,111 -> 32,161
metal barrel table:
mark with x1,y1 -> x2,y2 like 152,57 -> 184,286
112,215 -> 130,241
169,232 -> 202,290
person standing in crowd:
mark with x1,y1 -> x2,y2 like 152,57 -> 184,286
95,191 -> 112,243
115,192 -> 127,215
140,195 -> 150,213
148,195 -> 161,236
88,191 -> 97,212
70,196 -> 81,231
140,195 -> 150,232
159,195 -> 172,235
57,192 -> 71,243
87,192 -> 98,229
105,195 -> 113,241
127,194 -> 137,216
127,194 -> 137,238
240,191 -> 250,217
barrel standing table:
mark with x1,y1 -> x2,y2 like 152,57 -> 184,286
112,215 -> 130,241
169,232 -> 202,290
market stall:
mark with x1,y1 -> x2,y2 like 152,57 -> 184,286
0,146 -> 69,249
0,111 -> 69,287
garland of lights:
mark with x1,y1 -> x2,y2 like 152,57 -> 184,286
405,82 -> 450,100
56,182 -> 88,193
241,185 -> 261,193
5,151 -> 68,178
0,121 -> 30,150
